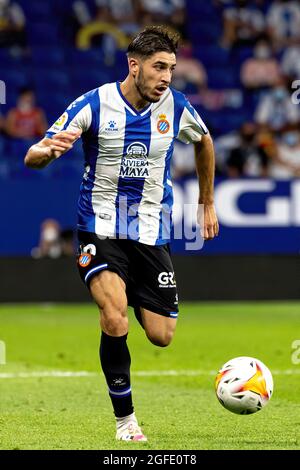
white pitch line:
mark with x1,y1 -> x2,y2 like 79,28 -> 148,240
0,371 -> 96,379
0,369 -> 300,379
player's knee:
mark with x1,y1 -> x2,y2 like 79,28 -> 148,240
102,313 -> 128,336
101,291 -> 127,316
100,300 -> 128,336
146,329 -> 174,348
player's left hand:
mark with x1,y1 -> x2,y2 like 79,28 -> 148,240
197,203 -> 219,241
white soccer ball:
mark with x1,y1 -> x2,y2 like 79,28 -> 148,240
215,356 -> 273,415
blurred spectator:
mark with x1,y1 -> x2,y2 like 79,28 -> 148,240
31,220 -> 62,259
220,0 -> 265,49
0,110 -> 4,135
266,0 -> 300,50
137,0 -> 186,37
214,129 -> 241,175
96,0 -> 139,35
31,221 -> 75,259
75,0 -> 134,63
60,229 -> 76,256
254,77 -> 299,132
269,126 -> 300,178
240,38 -> 281,89
197,89 -> 243,112
172,41 -> 207,93
5,88 -> 48,140
172,141 -> 196,179
226,122 -> 269,177
73,0 -> 139,34
0,111 -> 6,170
0,0 -> 26,52
280,43 -> 300,80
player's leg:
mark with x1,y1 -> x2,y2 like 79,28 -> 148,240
77,233 -> 147,441
90,271 -> 147,441
140,308 -> 177,347
133,305 -> 178,345
90,269 -> 128,336
130,242 -> 179,347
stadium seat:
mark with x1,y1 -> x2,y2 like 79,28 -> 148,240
20,0 -> 53,17
232,46 -> 255,65
204,110 -> 250,134
32,68 -> 70,92
193,45 -> 230,67
186,0 -> 216,16
67,48 -> 105,66
27,22 -> 60,45
0,67 -> 31,91
71,68 -> 112,91
0,49 -> 28,67
37,91 -> 71,118
208,66 -> 240,89
31,47 -> 65,66
187,20 -> 222,46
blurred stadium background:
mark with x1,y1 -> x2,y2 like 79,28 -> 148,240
1,0 -> 300,451
0,0 -> 299,301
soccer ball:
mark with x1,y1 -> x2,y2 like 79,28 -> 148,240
215,356 -> 273,415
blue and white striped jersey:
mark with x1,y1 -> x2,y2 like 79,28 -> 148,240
46,82 -> 208,245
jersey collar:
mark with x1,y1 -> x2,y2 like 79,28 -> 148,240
116,82 -> 152,116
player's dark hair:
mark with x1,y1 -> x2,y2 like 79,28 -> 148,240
127,26 -> 180,59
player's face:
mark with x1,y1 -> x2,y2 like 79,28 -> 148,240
135,52 -> 176,103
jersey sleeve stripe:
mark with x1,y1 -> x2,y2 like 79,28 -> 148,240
45,92 -> 94,138
185,105 -> 208,135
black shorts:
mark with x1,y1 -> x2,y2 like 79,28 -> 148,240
77,231 -> 179,318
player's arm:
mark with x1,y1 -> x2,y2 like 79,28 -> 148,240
176,95 -> 219,240
25,92 -> 91,169
24,130 -> 81,169
194,134 -> 219,240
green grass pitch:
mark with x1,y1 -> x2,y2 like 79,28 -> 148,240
0,302 -> 299,450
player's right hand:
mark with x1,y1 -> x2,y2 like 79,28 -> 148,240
48,130 -> 82,159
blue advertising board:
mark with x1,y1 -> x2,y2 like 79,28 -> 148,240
0,177 -> 299,255
171,177 -> 300,254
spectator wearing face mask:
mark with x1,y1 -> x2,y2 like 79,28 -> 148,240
0,0 -> 26,51
172,41 -> 207,93
221,0 -> 265,49
254,77 -> 299,132
31,219 -> 63,259
280,43 -> 300,81
171,140 -> 197,179
73,0 -> 139,42
240,39 -> 281,89
5,88 -> 48,140
267,0 -> 300,49
0,110 -> 4,137
269,126 -> 300,178
137,0 -> 186,37
226,122 -> 269,177
0,111 -> 6,172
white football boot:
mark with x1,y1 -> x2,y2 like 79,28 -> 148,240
116,413 -> 147,442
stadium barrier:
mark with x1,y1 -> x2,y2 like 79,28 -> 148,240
0,255 -> 299,302
1,178 -> 300,256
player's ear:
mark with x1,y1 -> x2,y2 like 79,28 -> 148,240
128,56 -> 139,77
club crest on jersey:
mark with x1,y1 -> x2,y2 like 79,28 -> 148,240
157,114 -> 170,134
78,253 -> 92,267
119,142 -> 149,178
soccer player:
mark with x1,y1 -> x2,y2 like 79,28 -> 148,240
24,26 -> 219,442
